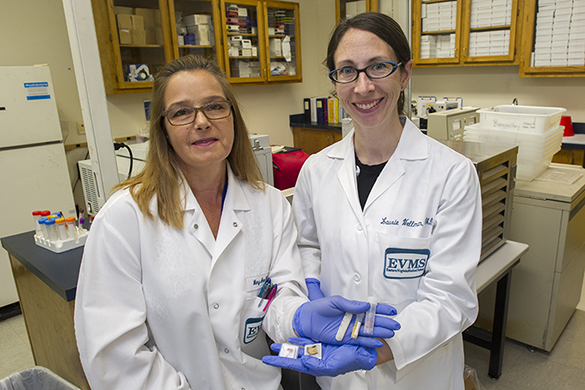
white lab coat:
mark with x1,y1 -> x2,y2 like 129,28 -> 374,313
293,118 -> 482,390
75,164 -> 308,390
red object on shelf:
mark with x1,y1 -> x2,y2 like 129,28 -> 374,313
560,116 -> 574,137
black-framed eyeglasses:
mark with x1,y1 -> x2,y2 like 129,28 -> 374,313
163,101 -> 232,126
328,61 -> 402,84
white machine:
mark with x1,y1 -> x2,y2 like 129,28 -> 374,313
427,107 -> 480,141
79,134 -> 274,215
0,65 -> 76,307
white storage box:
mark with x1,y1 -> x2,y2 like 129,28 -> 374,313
464,124 -> 564,180
477,105 -> 565,134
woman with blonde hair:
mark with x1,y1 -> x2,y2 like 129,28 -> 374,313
74,55 -> 310,389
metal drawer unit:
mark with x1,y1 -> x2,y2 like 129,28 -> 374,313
441,140 -> 518,261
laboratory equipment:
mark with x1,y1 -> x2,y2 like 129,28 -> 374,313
476,163 -> 585,351
363,297 -> 377,335
427,107 -> 480,140
441,141 -> 518,261
0,65 -> 76,307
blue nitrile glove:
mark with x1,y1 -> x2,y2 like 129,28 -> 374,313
262,337 -> 377,377
292,296 -> 401,348
305,278 -> 325,300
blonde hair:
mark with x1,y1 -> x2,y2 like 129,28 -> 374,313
112,55 -> 264,229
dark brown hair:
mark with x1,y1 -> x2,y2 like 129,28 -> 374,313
325,12 -> 412,116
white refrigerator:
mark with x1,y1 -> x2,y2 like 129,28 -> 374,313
0,65 -> 76,307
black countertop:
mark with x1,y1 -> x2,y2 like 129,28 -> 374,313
289,113 -> 342,131
1,231 -> 82,302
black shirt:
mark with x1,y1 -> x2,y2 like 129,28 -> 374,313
355,153 -> 387,210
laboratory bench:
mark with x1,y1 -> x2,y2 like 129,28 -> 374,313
553,122 -> 585,167
1,231 -> 89,390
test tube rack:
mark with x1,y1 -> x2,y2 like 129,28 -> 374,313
34,229 -> 89,253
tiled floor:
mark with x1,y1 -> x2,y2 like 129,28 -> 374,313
1,284 -> 585,386
0,314 -> 35,380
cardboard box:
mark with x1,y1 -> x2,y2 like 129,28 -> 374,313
117,14 -> 133,30
145,28 -> 163,45
131,15 -> 144,31
183,14 -> 211,25
118,28 -> 132,45
114,6 -> 133,15
135,8 -> 155,28
153,9 -> 162,27
131,29 -> 146,45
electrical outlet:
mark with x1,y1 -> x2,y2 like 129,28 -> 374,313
77,121 -> 85,135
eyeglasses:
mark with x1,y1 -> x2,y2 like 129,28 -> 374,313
328,61 -> 402,84
163,101 -> 232,126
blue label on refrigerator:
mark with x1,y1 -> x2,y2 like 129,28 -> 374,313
24,82 -> 50,100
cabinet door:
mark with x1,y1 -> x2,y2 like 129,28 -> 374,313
168,0 -> 223,67
107,0 -> 174,91
519,0 -> 585,77
220,0 -> 266,83
335,0 -> 378,23
461,0 -> 519,64
263,1 -> 302,83
413,0 -> 462,66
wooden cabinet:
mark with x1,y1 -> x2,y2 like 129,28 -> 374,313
219,0 -> 302,85
412,0 -> 521,67
92,0 -> 301,94
93,0 -> 174,94
335,0 -> 377,23
292,126 -> 342,155
519,0 -> 585,77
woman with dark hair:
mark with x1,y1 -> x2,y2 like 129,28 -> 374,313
74,54 -> 396,389
271,13 -> 482,389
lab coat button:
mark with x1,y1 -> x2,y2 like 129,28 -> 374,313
213,303 -> 219,309
224,348 -> 230,354
356,224 -> 363,231
194,224 -> 199,229
233,222 -> 238,227
353,273 -> 361,282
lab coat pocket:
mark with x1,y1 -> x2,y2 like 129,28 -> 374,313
241,296 -> 268,346
373,233 -> 431,310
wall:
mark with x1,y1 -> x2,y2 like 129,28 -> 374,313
412,66 -> 585,122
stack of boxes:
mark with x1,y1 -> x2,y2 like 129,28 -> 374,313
115,7 -> 163,46
226,4 -> 253,34
420,34 -> 456,59
533,0 -> 585,67
420,0 -> 456,59
182,14 -> 213,46
469,0 -> 513,28
468,30 -> 510,56
421,0 -> 456,32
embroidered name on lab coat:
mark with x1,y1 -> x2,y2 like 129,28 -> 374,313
244,317 -> 264,344
384,248 -> 430,279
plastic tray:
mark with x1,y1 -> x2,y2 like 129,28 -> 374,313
477,105 -> 565,134
34,230 -> 89,253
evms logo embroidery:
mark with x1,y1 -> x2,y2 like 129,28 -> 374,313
384,248 -> 430,279
244,317 -> 263,344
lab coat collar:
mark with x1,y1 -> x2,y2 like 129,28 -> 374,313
181,162 -> 250,213
327,117 -> 429,213
325,117 -> 427,161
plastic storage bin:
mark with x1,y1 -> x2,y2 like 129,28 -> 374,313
463,123 -> 564,181
477,105 -> 565,134
0,367 -> 80,390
